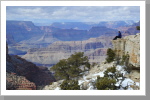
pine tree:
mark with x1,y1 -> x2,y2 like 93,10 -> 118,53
51,52 -> 90,80
96,77 -> 116,90
51,59 -> 70,80
60,80 -> 80,90
105,48 -> 116,63
136,26 -> 140,30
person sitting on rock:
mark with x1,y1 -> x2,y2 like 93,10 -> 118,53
113,31 -> 122,40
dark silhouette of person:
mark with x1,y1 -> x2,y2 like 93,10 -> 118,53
113,31 -> 122,40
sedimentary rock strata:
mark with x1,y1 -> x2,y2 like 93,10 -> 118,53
22,36 -> 113,66
112,33 -> 140,68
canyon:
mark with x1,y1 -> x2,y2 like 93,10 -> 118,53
42,33 -> 140,90
22,36 -> 113,66
6,20 -> 140,67
6,20 -> 140,90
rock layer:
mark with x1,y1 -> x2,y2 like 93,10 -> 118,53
112,33 -> 140,68
6,72 -> 36,90
22,36 -> 113,66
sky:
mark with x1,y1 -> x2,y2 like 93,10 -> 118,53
6,6 -> 140,23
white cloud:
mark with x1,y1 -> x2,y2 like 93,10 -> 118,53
6,6 -> 140,22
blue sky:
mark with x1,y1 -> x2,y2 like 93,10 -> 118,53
6,6 -> 140,23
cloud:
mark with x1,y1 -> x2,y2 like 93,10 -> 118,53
6,6 -> 140,23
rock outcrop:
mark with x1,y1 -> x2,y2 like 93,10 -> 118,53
112,33 -> 140,68
6,72 -> 36,90
124,70 -> 140,82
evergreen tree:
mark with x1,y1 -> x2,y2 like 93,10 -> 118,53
105,48 -> 116,63
60,80 -> 80,90
136,26 -> 140,30
51,52 -> 90,80
51,59 -> 70,80
96,76 -> 116,90
104,66 -> 116,78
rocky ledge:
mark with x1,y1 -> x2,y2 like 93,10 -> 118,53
112,33 -> 140,68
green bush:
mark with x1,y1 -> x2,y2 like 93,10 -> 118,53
91,62 -> 97,68
95,66 -> 126,90
124,64 -> 133,73
96,77 -> 116,90
104,66 -> 123,81
136,26 -> 140,30
104,66 -> 116,78
120,54 -> 129,65
50,82 -> 53,85
60,80 -> 80,90
96,67 -> 117,90
106,48 -> 116,63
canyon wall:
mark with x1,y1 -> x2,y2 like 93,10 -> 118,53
112,33 -> 140,68
6,44 -> 56,89
6,21 -> 43,42
22,36 -> 113,66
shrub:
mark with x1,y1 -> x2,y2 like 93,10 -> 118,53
120,54 -> 129,65
60,80 -> 80,90
96,67 -> 117,90
136,26 -> 140,30
124,64 -> 133,73
104,66 -> 116,78
106,48 -> 116,63
96,77 -> 116,90
50,82 -> 53,85
91,62 -> 97,67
